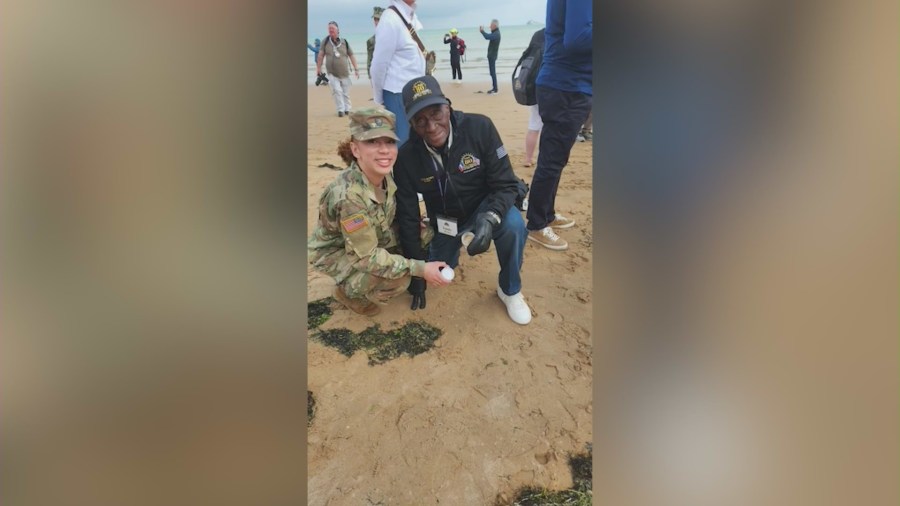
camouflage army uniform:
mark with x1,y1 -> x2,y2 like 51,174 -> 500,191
308,162 -> 426,302
366,36 -> 376,78
366,7 -> 384,79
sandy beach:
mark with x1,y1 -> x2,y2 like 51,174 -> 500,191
307,79 -> 593,504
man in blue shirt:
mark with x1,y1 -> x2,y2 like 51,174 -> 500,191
479,19 -> 501,94
525,0 -> 592,251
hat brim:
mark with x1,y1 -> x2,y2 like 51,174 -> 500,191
405,95 -> 450,122
353,128 -> 399,141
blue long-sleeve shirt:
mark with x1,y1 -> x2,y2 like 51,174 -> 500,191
536,0 -> 592,95
479,28 -> 501,60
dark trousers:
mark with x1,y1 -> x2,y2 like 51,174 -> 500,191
488,58 -> 498,91
526,86 -> 592,230
450,55 -> 462,79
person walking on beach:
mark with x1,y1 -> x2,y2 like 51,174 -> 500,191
443,28 -> 463,82
308,106 -> 449,316
479,19 -> 501,94
316,21 -> 361,117
525,0 -> 592,251
393,75 -> 532,324
366,7 -> 384,79
370,0 -> 426,145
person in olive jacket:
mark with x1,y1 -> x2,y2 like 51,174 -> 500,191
393,75 -> 532,325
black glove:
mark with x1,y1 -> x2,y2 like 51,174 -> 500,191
466,211 -> 500,256
408,276 -> 426,310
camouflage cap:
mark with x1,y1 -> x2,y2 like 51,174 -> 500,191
372,6 -> 384,19
349,106 -> 399,141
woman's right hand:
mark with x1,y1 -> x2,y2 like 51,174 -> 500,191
423,261 -> 450,287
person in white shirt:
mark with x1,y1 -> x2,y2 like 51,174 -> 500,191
369,0 -> 426,145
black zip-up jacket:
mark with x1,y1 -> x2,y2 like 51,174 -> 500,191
394,110 -> 519,260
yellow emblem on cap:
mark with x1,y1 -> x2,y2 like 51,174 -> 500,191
412,80 -> 432,100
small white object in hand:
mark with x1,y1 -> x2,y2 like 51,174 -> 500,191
440,267 -> 455,282
460,232 -> 475,248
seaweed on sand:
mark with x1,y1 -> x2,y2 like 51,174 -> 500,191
313,321 -> 442,365
501,444 -> 593,506
307,390 -> 316,427
308,297 -> 334,330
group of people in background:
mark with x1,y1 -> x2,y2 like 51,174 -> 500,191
308,0 -> 592,324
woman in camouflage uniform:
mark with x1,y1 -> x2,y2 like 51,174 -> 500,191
308,107 -> 448,316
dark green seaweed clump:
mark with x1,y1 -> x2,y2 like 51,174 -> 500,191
568,443 -> 592,492
307,298 -> 334,330
307,390 -> 316,427
509,487 -> 591,506
313,321 -> 442,365
502,444 -> 592,506
366,321 -> 442,365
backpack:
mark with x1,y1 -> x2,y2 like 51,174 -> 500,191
512,28 -> 545,106
457,38 -> 466,56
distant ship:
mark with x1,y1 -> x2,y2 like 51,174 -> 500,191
525,20 -> 544,26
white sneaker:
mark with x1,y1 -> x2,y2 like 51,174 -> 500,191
497,287 -> 532,325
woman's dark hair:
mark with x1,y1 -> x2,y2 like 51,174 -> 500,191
336,137 -> 355,166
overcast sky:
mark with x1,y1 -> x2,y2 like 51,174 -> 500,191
308,0 -> 548,37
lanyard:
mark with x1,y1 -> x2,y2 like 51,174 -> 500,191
427,149 -> 467,219
428,153 -> 450,215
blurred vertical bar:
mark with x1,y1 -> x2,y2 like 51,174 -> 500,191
594,0 -> 898,504
1,0 -> 309,504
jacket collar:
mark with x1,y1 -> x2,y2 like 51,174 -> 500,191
350,162 -> 396,203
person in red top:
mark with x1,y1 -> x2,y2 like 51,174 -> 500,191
443,28 -> 463,82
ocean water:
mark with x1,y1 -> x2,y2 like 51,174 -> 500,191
307,23 -> 545,85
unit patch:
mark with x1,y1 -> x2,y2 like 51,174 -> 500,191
341,212 -> 370,233
458,153 -> 482,173
496,145 -> 508,159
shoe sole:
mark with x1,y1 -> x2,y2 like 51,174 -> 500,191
549,220 -> 576,229
527,234 -> 569,251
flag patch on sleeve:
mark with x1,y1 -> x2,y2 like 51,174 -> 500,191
496,145 -> 508,159
341,213 -> 369,233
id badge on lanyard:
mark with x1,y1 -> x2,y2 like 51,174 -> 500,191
429,154 -> 457,236
436,215 -> 458,236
